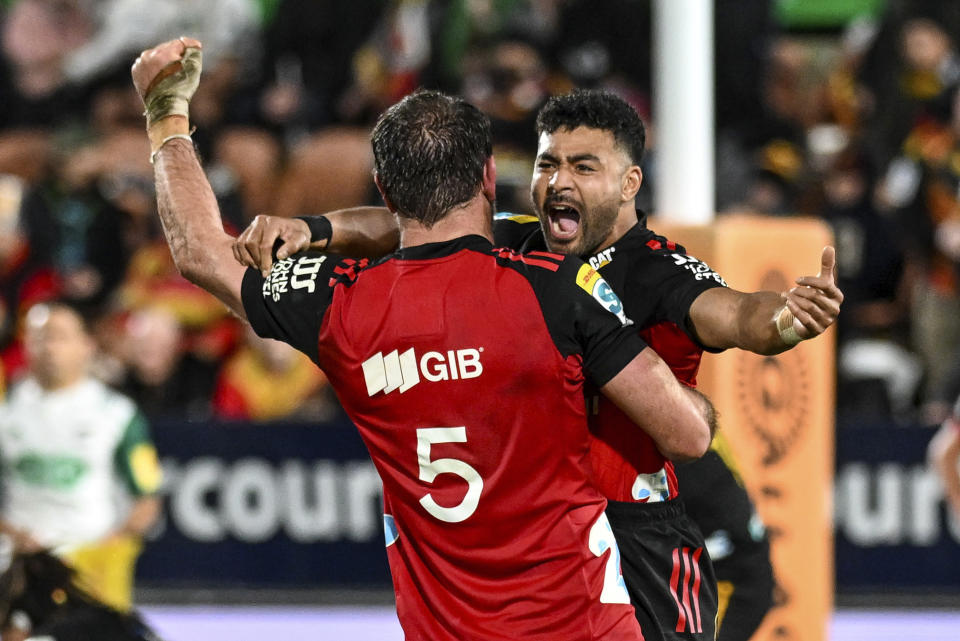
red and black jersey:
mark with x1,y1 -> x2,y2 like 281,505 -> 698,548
241,235 -> 646,641
494,214 -> 727,502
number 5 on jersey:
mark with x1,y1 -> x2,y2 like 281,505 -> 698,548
417,427 -> 483,523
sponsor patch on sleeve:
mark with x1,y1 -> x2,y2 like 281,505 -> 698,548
576,264 -> 632,326
262,255 -> 327,302
130,444 -> 163,493
669,253 -> 727,286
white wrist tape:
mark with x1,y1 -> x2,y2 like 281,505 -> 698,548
775,306 -> 803,346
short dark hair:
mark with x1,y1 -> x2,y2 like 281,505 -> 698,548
371,90 -> 493,227
27,299 -> 95,335
536,90 -> 646,164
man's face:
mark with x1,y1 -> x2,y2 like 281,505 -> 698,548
530,126 -> 635,257
24,305 -> 93,389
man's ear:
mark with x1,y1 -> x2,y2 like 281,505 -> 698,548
374,172 -> 398,213
621,165 -> 642,202
481,155 -> 497,202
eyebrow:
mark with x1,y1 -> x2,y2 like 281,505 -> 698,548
537,151 -> 602,164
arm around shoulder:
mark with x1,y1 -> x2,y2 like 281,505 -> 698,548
600,347 -> 713,461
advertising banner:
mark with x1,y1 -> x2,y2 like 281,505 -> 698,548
138,419 -> 391,588
835,423 -> 960,591
654,215 -> 835,641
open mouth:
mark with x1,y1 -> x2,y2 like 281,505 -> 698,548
545,202 -> 581,241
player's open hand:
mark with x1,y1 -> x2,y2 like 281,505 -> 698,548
233,215 -> 311,276
131,37 -> 203,126
783,246 -> 844,339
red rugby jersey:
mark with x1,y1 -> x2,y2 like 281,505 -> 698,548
495,214 -> 727,502
242,235 -> 646,641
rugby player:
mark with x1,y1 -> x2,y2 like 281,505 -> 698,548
0,301 -> 162,614
235,90 -> 842,641
132,39 -> 716,640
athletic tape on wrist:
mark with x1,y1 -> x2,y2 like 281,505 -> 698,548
295,216 -> 333,247
143,46 -> 202,127
150,134 -> 194,164
775,306 -> 803,346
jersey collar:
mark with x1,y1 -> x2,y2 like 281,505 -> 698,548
393,235 -> 494,261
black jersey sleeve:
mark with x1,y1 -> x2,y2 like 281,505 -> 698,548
241,251 -> 344,365
520,254 -> 648,387
634,239 -> 728,347
493,213 -> 543,251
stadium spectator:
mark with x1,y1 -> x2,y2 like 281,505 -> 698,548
116,305 -> 219,420
133,37 -> 714,639
212,327 -> 335,422
817,149 -> 919,420
876,83 -> 960,421
0,301 -> 162,613
0,0 -> 91,129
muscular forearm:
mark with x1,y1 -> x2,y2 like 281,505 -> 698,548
690,247 -> 842,355
692,289 -> 791,355
602,348 -> 712,462
133,38 -> 248,319
732,291 -> 794,355
319,207 -> 399,257
152,120 -> 246,317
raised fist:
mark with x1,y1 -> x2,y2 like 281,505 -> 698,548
131,37 -> 203,126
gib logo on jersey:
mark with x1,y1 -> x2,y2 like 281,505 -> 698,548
576,264 -> 631,326
362,348 -> 484,396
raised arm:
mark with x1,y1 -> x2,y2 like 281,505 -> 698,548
131,38 -> 247,319
233,208 -> 399,276
601,347 -> 714,462
689,246 -> 843,355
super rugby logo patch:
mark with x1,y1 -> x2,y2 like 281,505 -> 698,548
575,264 -> 632,326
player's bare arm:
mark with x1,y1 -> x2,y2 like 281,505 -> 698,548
131,38 -> 248,319
928,417 -> 960,520
233,207 -> 398,276
689,246 -> 843,355
109,495 -> 162,540
601,347 -> 713,462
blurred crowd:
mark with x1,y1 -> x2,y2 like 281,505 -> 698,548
0,0 -> 957,426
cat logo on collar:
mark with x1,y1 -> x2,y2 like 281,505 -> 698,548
588,246 -> 616,270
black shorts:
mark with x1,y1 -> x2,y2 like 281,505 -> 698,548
675,450 -> 774,641
605,498 -> 718,641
